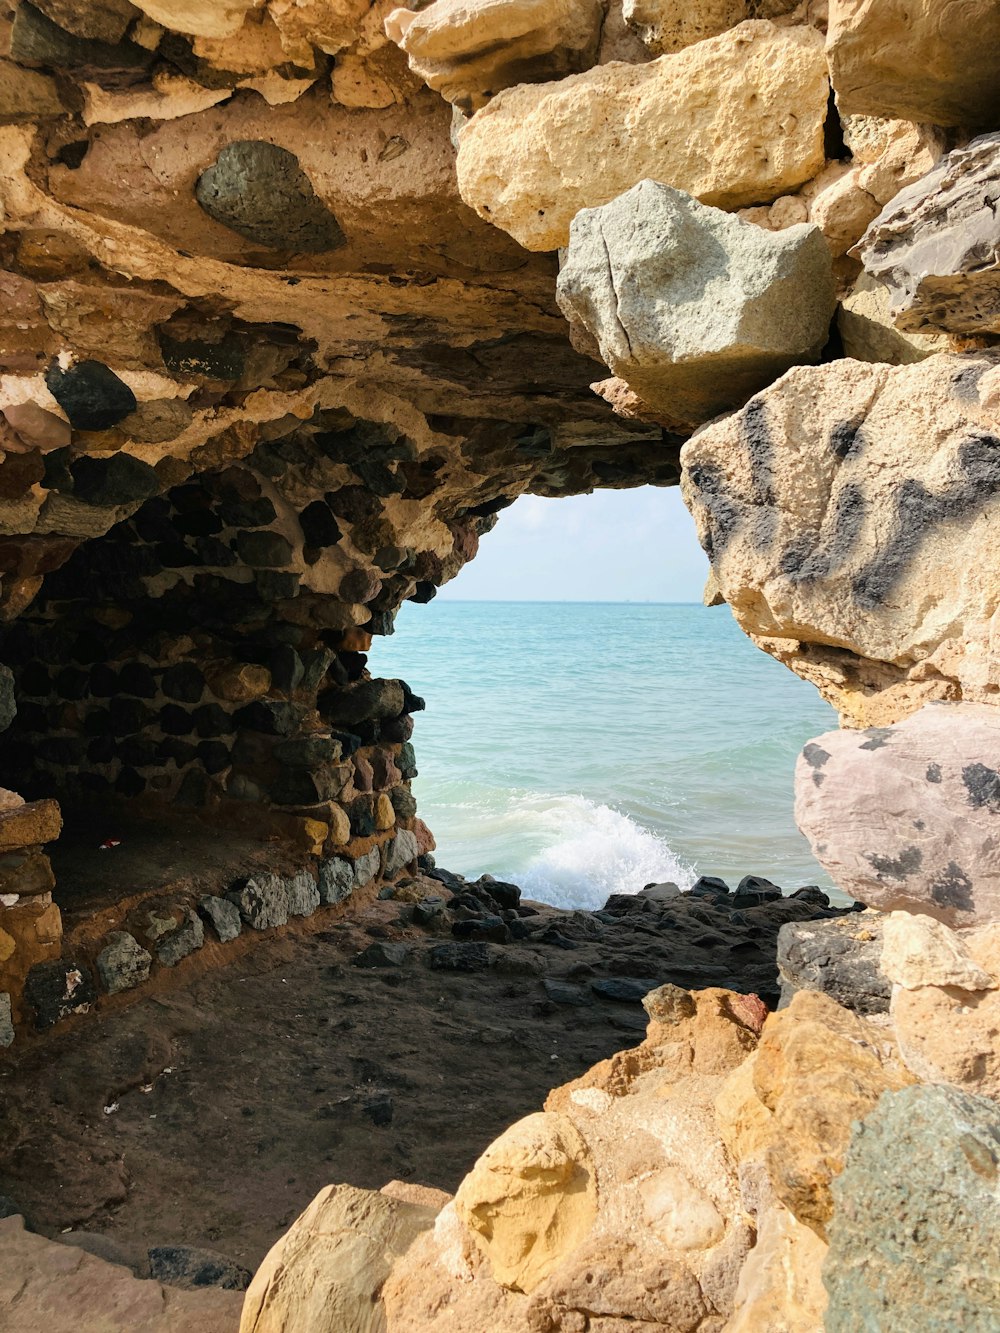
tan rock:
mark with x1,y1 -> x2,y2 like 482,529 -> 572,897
727,1196 -> 828,1333
891,972 -> 1000,1102
622,0 -> 798,56
325,804 -> 352,848
456,20 -> 829,250
681,352 -> 1000,725
827,0 -> 1000,127
842,116 -> 946,208
804,164 -> 879,257
0,798 -> 61,850
453,1111 -> 597,1292
373,792 -> 395,831
132,0 -> 262,39
384,0 -> 604,112
881,911 -> 995,991
240,1183 -> 440,1333
207,662 -> 272,703
838,272 -> 951,365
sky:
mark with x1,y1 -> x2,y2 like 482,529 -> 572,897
438,485 -> 710,602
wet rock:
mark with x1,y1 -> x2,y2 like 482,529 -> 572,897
228,874 -> 290,931
557,180 -> 835,427
428,941 -> 496,971
197,894 -> 241,943
456,20 -> 828,250
859,133 -> 1000,338
0,993 -> 13,1047
148,1244 -> 252,1291
473,874 -> 521,910
96,931 -> 152,994
777,915 -> 889,1015
196,141 -> 347,253
318,856 -> 354,905
285,870 -> 320,918
45,358 -> 136,431
689,875 -> 730,899
23,959 -> 95,1028
824,1085 -> 1000,1329
156,909 -> 204,967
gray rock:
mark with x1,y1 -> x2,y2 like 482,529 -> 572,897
428,942 -> 496,972
413,896 -> 446,927
591,976 -> 661,1003
228,874 -> 290,930
543,978 -> 593,1006
198,895 -> 241,943
777,915 -> 889,1015
96,931 -> 152,994
196,141 -> 346,253
354,941 -> 409,968
860,132 -> 1000,336
825,1084 -> 1000,1331
352,847 -> 381,889
285,870 -> 320,918
318,856 -> 354,905
556,179 -> 836,428
148,1244 -> 252,1292
58,1231 -> 146,1275
0,993 -> 13,1048
156,909 -> 204,967
637,881 -> 681,904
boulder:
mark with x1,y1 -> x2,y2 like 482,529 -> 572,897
826,0 -> 1000,126
681,353 -> 1000,725
555,180 -> 835,428
824,1085 -> 1000,1329
622,0 -> 798,56
384,0 -> 603,112
456,20 -> 829,250
858,132 -> 1000,337
795,703 -> 1000,927
777,914 -> 889,1014
96,931 -> 152,994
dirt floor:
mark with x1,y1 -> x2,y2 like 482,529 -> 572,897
0,896 -> 643,1274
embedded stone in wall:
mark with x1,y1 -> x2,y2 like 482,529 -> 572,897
795,703 -> 1000,927
622,0 -> 797,56
384,0 -> 604,112
556,180 -> 835,428
195,141 -> 347,253
858,132 -> 1000,337
96,931 -> 152,993
681,352 -> 1000,725
0,993 -> 13,1047
23,958 -> 96,1028
456,20 -> 829,250
228,875 -> 290,931
318,856 -> 354,905
286,870 -> 320,917
156,908 -> 204,966
198,894 -> 242,943
45,359 -> 137,431
826,0 -> 1000,127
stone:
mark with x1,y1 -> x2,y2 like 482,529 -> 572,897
726,1198 -> 829,1333
591,976 -> 661,1003
642,982 -> 697,1024
826,0 -> 1000,127
70,453 -> 161,506
777,915 -> 890,1015
824,1085 -> 1000,1329
428,941 -> 496,971
384,0 -> 603,112
196,141 -> 347,253
148,1245 -> 251,1291
352,846 -> 381,888
198,894 -> 241,943
0,58 -> 66,121
556,180 -> 835,428
23,959 -> 96,1028
318,856 -> 354,905
0,799 -> 61,850
227,875 -> 290,931
623,0 -> 797,55
881,910 -> 995,991
859,133 -> 1000,338
354,940 -> 409,967
838,272 -> 951,366
3,402 -> 72,451
156,909 -> 204,967
796,703 -> 1000,926
207,663 -> 272,704
383,828 -> 418,878
240,1183 -> 439,1333
96,931 -> 152,993
681,354 -> 1000,726
0,852 -> 56,899
542,978 -> 592,1006
456,20 -> 829,250
45,358 -> 137,431
323,679 -> 405,726
454,1111 -> 598,1292
0,992 -> 12,1047
285,870 -> 320,917
374,792 -> 395,831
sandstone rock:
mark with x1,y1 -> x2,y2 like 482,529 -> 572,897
384,0 -> 604,112
726,1196 -> 828,1333
777,914 -> 890,1015
0,799 -> 61,850
842,115 -> 946,208
824,1084 -> 1000,1329
622,0 -> 798,56
556,180 -> 835,427
96,931 -> 152,993
681,353 -> 1000,725
827,0 -> 1000,126
131,0 -> 258,40
456,20 -> 829,250
239,1183 -> 439,1333
859,132 -> 1000,337
796,703 -> 1000,925
838,272 -> 951,365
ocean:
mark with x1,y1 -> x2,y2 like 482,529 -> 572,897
371,601 -> 845,909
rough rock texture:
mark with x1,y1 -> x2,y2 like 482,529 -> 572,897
838,272 -> 952,365
622,0 -> 799,56
456,21 -> 829,250
827,0 -> 1000,127
859,132 -> 1000,337
795,703 -> 1000,926
682,354 -> 1000,725
824,1084 -> 1000,1330
777,912 -> 889,1014
556,179 -> 835,428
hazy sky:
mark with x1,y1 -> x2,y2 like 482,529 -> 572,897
438,485 -> 710,602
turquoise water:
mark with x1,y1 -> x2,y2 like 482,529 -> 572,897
371,601 -> 843,909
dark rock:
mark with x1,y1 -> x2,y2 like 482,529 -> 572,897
234,529 -> 294,568
638,881 -> 682,904
473,875 -> 521,909
789,885 -> 830,907
196,141 -> 347,253
0,994 -> 13,1048
45,358 -> 137,431
590,977 -> 661,1003
158,331 -> 248,382
233,701 -> 302,735
542,978 -> 593,1006
0,666 -> 17,733
318,857 -> 354,905
427,865 -> 465,893
777,915 -> 889,1015
285,870 -> 320,917
608,1011 -> 650,1034
398,741 -> 417,778
148,1245 -> 252,1292
196,740 -> 231,774
689,876 -> 730,899
95,931 -> 151,993
70,452 -> 159,506
270,644 -> 304,692
162,662 -> 205,703
413,896 -> 446,927
156,909 -> 204,967
322,679 -> 405,727
299,499 -> 341,549
24,960 -> 96,1028
117,661 -> 156,698
538,926 -> 578,950
273,736 -> 343,770
219,496 -> 276,528
361,1091 -> 394,1126
228,874 -> 290,930
452,916 -> 510,944
198,895 -> 241,943
428,942 -> 496,972
0,1195 -> 25,1221
12,2 -> 151,74
347,795 -> 377,837
390,787 -> 418,820
354,941 -> 409,967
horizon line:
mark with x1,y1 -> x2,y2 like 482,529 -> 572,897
423,598 -> 710,606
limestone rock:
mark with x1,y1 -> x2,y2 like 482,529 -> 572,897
859,132 -> 1000,337
622,0 -> 798,56
777,914 -> 890,1015
838,272 -> 951,365
384,0 -> 604,112
841,115 -> 946,209
681,353 -> 1000,725
456,20 -> 829,250
131,0 -> 259,40
556,179 -> 835,427
726,1197 -> 828,1333
239,1182 -> 440,1333
826,0 -> 1000,127
795,703 -> 1000,926
881,910 -> 995,990
824,1085 -> 1000,1329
